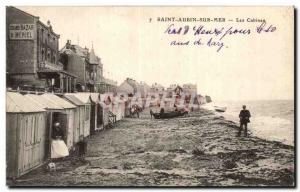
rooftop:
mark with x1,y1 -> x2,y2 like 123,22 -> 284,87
7,92 -> 46,113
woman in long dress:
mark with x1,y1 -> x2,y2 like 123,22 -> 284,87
51,122 -> 69,159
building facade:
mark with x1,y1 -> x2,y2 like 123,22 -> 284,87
117,78 -> 150,97
6,6 -> 77,93
60,40 -> 116,93
182,83 -> 197,96
150,83 -> 165,94
99,77 -> 117,93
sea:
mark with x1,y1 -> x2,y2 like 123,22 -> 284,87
202,100 -> 294,146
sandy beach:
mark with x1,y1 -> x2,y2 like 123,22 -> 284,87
9,108 -> 295,187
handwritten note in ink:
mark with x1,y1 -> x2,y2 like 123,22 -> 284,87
156,17 -> 277,52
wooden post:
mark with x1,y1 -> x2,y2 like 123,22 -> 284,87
74,78 -> 77,92
69,77 -> 72,93
65,77 -> 69,93
60,74 -> 64,93
47,112 -> 53,160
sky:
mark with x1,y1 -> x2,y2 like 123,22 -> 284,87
16,6 -> 294,101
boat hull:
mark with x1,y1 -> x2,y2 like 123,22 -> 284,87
153,111 -> 188,119
214,106 -> 227,112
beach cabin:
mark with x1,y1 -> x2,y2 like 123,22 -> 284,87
114,97 -> 125,121
65,93 -> 91,138
41,94 -> 77,149
25,94 -> 76,152
90,93 -> 102,134
101,93 -> 118,126
63,94 -> 85,144
6,92 -> 47,179
119,98 -> 126,120
124,95 -> 133,117
100,94 -> 110,129
110,96 -> 117,118
92,93 -> 112,131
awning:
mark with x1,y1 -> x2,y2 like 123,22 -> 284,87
37,69 -> 78,78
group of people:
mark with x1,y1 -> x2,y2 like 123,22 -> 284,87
150,104 -> 251,137
50,104 -> 251,164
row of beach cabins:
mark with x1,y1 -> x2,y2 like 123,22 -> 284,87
6,91 -> 209,179
6,91 -> 126,179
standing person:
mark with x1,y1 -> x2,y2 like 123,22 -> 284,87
174,104 -> 178,111
51,122 -> 69,159
136,108 -> 140,118
52,122 -> 65,140
78,135 -> 87,161
150,109 -> 153,119
130,106 -> 135,118
159,108 -> 165,118
238,105 -> 251,137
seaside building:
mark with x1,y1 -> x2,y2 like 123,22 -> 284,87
182,83 -> 197,96
166,84 -> 177,92
6,6 -> 77,93
150,83 -> 165,94
99,77 -> 117,93
137,81 -> 151,98
88,46 -> 103,92
60,40 -> 117,93
117,78 -> 135,95
117,78 -> 150,97
166,84 -> 183,97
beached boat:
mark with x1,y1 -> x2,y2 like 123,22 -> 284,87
214,106 -> 227,112
152,110 -> 188,119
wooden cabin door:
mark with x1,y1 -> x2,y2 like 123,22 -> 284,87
45,112 -> 53,159
80,107 -> 85,137
84,105 -> 91,137
97,104 -> 103,129
90,104 -> 96,135
67,110 -> 74,149
20,114 -> 45,175
73,108 -> 80,144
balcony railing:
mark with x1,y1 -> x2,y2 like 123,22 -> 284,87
39,61 -> 63,71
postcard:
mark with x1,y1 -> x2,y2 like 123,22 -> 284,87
6,6 -> 294,187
